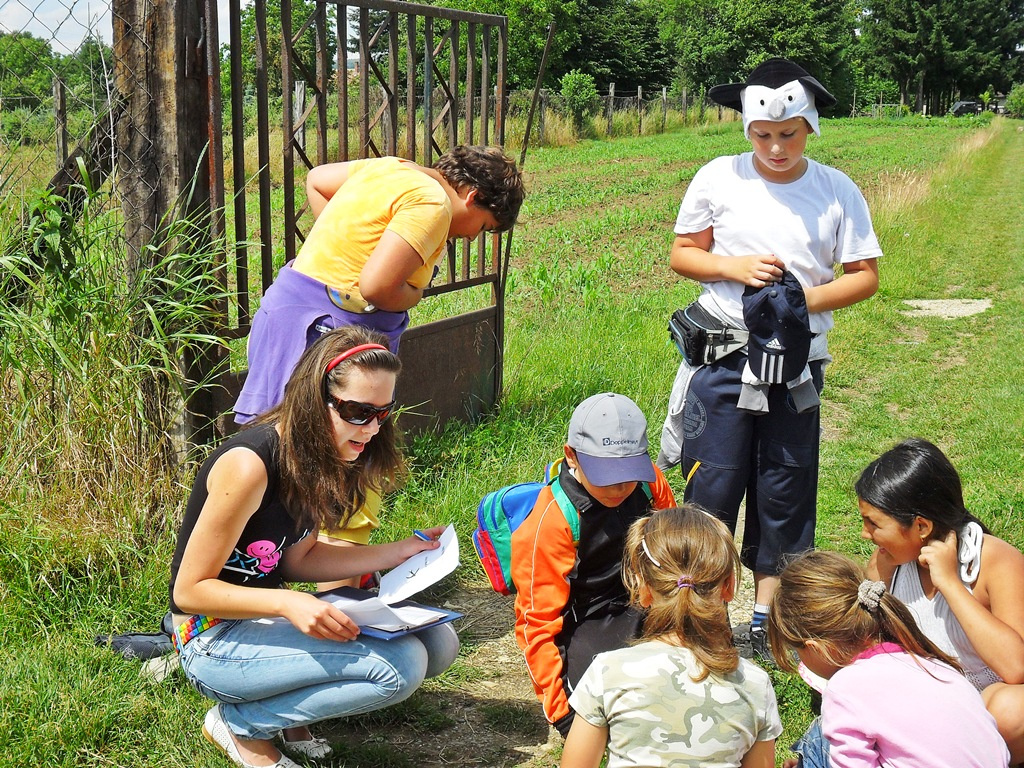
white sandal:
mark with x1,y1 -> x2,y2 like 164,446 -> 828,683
203,705 -> 302,768
281,735 -> 333,760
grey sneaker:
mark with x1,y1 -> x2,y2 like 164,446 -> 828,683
281,735 -> 333,761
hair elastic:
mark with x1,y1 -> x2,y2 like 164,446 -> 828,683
324,343 -> 388,375
640,537 -> 662,568
857,579 -> 886,614
676,575 -> 695,590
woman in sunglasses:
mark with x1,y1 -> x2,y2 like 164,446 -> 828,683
169,327 -> 458,768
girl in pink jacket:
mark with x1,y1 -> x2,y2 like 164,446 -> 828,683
768,550 -> 1007,768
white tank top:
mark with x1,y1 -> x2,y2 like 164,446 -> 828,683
889,522 -> 1001,690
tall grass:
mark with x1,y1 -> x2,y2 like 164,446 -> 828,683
0,168 -> 230,538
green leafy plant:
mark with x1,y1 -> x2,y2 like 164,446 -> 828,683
980,85 -> 994,111
0,166 -> 230,526
1006,83 -> 1024,118
560,69 -> 600,137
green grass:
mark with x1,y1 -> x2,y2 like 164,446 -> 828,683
2,115 -> 1023,766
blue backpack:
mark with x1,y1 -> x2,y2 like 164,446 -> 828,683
472,460 -> 651,595
473,461 -> 576,596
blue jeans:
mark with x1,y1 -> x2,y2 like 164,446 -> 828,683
179,618 -> 458,740
792,716 -> 830,768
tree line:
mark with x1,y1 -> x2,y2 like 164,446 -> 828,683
0,32 -> 110,110
260,0 -> 1024,117
2,0 -> 1022,144
0,31 -> 112,146
469,0 -> 1024,116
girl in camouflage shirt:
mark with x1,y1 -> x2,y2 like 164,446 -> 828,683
561,505 -> 781,768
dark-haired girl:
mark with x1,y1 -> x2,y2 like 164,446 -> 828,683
170,326 -> 458,768
233,145 -> 525,424
857,437 -> 1024,763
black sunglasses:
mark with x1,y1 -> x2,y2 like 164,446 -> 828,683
327,395 -> 395,425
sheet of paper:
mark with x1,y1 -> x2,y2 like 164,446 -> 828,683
378,523 -> 459,604
324,593 -> 446,632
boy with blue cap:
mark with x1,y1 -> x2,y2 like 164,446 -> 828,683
512,393 -> 676,737
658,58 -> 882,660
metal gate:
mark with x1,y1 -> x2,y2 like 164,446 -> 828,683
212,0 -> 510,434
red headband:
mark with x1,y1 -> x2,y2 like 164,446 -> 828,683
324,343 -> 388,374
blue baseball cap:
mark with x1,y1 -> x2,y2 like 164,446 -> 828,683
742,271 -> 813,384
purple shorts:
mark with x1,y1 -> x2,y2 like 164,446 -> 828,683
233,264 -> 408,423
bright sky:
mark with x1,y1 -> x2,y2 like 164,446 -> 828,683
0,0 -> 232,55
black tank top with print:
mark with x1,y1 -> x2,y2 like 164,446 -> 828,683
168,423 -> 308,614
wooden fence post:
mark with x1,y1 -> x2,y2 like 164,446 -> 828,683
53,77 -> 68,169
661,86 -> 667,133
381,85 -> 393,148
637,85 -> 642,135
606,82 -> 615,135
294,80 -> 306,151
538,88 -> 547,145
682,87 -> 688,123
112,0 -> 222,450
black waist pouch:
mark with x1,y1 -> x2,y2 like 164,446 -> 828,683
669,302 -> 747,366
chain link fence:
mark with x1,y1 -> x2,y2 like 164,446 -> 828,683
0,0 -> 194,496
0,1 -> 125,204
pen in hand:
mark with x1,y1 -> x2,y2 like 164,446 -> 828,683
413,529 -> 434,541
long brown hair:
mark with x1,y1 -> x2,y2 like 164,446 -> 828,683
253,326 -> 406,533
622,505 -> 741,680
768,550 -> 961,674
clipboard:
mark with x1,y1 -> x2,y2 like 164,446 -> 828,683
317,586 -> 463,640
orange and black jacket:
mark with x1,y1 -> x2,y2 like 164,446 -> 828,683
510,461 -> 675,727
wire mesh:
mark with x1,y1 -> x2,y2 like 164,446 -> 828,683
1,1 -> 121,200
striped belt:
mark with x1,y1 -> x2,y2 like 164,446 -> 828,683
172,614 -> 223,654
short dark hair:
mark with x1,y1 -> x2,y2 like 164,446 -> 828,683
434,145 -> 525,231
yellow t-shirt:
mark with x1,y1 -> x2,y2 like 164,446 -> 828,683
293,157 -> 452,304
321,488 -> 382,545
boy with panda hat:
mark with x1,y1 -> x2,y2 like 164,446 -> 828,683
658,58 -> 882,660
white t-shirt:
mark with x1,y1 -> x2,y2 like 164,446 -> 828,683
569,640 -> 782,768
675,153 -> 883,335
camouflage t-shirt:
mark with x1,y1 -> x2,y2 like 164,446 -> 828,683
568,639 -> 782,767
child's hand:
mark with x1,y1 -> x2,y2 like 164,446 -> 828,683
283,591 -> 361,642
782,758 -> 799,768
919,531 -> 960,591
729,253 -> 785,287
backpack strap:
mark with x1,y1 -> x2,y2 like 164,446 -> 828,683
544,458 -> 654,544
543,457 -> 564,483
549,475 -> 580,544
